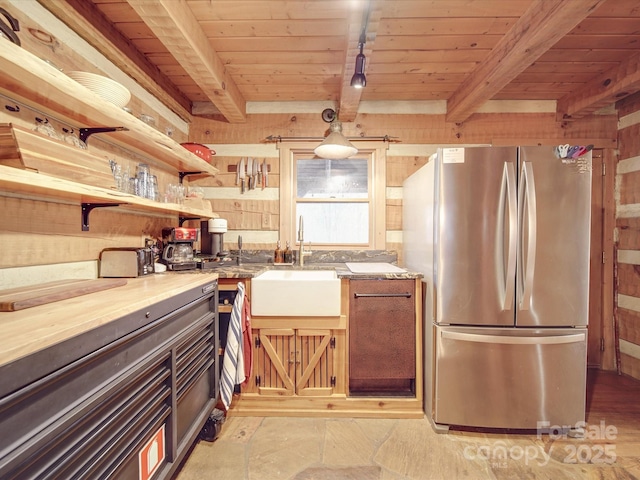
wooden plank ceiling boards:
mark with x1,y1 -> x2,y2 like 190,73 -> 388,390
41,0 -> 640,124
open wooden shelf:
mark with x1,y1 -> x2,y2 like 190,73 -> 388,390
0,165 -> 217,229
0,123 -> 117,190
0,41 -> 218,176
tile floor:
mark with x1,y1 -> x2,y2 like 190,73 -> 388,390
174,370 -> 640,480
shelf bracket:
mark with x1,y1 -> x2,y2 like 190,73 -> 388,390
81,203 -> 122,231
179,216 -> 200,227
179,171 -> 203,183
79,126 -> 129,144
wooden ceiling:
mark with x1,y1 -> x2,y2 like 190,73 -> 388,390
42,0 -> 640,124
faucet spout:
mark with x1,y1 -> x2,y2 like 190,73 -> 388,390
297,215 -> 312,266
297,215 -> 304,242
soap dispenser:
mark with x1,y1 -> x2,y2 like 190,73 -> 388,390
284,241 -> 293,263
274,241 -> 283,263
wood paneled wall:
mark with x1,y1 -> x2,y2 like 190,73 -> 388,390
615,93 -> 640,381
0,4 -> 186,273
187,112 -> 617,258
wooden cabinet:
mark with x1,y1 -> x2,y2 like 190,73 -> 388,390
0,281 -> 219,480
349,279 -> 416,395
228,277 -> 423,418
249,327 -> 340,396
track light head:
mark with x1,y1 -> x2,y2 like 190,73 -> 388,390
350,44 -> 367,89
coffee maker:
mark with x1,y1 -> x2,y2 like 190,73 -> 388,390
161,227 -> 197,270
200,218 -> 228,257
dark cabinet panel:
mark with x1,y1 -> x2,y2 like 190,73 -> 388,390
349,279 -> 416,395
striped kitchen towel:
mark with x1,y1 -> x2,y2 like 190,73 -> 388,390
220,282 -> 246,410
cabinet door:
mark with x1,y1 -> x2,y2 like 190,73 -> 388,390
254,328 -> 296,396
251,328 -> 336,396
349,279 -> 416,394
296,329 -> 335,396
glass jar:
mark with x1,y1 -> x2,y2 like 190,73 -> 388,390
136,163 -> 150,198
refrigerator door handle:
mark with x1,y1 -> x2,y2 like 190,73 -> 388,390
519,161 -> 537,311
441,330 -> 585,345
501,161 -> 518,311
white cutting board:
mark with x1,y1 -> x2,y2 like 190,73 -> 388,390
345,262 -> 406,274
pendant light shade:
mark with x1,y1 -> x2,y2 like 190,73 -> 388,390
314,119 -> 357,160
350,44 -> 367,89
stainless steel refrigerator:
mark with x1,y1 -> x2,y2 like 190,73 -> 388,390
403,146 -> 591,431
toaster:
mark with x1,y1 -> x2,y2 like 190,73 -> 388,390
99,247 -> 155,277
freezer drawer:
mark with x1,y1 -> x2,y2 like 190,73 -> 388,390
433,326 -> 587,429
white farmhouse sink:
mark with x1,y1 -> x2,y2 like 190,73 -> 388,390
251,269 -> 341,316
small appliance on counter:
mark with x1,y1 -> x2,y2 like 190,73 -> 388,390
99,247 -> 155,277
161,227 -> 198,271
198,218 -> 230,269
201,218 -> 228,256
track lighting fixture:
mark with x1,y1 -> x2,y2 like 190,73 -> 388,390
350,1 -> 371,89
350,43 -> 366,89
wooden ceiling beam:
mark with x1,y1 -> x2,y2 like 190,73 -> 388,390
37,0 -> 192,122
445,0 -> 606,124
338,1 -> 381,122
556,51 -> 640,121
126,0 -> 246,124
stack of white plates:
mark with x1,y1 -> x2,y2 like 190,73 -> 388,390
67,71 -> 131,108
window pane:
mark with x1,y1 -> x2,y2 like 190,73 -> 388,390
296,203 -> 369,244
296,158 -> 368,199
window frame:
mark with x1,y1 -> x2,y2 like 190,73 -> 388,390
278,142 -> 387,250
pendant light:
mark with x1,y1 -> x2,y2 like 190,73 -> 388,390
350,1 -> 371,89
350,42 -> 366,89
314,116 -> 358,159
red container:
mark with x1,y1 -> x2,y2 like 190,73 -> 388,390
181,143 -> 214,162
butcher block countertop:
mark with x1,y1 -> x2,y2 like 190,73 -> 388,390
0,273 -> 218,369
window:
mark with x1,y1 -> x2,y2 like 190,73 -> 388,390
278,143 -> 387,250
295,155 -> 370,245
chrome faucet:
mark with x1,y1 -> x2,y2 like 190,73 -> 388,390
297,215 -> 312,266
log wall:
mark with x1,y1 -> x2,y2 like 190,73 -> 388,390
187,112 -> 617,261
614,93 -> 640,381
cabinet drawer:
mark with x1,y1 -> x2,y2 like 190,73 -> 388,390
0,350 -> 171,479
175,316 -> 216,444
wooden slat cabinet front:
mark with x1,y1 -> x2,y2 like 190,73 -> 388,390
239,279 -> 348,401
248,327 -> 343,396
0,282 -> 219,480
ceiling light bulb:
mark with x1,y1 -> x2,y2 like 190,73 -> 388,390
314,120 -> 358,160
351,72 -> 366,89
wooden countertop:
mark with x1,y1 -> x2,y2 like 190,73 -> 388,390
0,273 -> 218,368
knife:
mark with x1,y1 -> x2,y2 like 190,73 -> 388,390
235,159 -> 240,185
247,157 -> 253,190
253,158 -> 259,190
238,157 -> 245,193
263,159 -> 268,188
257,160 -> 262,187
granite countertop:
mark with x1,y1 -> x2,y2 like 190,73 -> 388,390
195,261 -> 422,280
